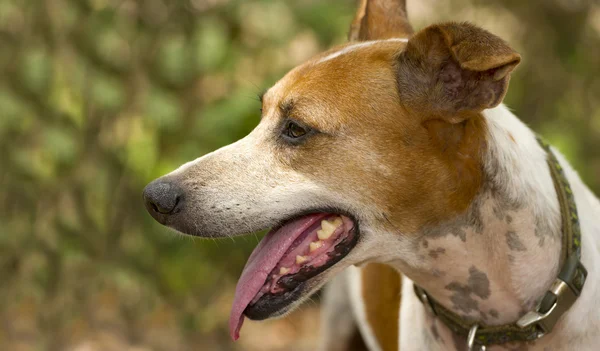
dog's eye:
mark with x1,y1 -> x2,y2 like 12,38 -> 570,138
284,121 -> 308,139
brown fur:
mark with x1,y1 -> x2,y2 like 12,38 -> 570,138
361,263 -> 402,351
349,0 -> 413,41
262,32 -> 513,235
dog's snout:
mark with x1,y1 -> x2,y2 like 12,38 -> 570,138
143,179 -> 183,223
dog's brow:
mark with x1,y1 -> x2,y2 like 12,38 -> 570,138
258,90 -> 266,103
279,100 -> 294,115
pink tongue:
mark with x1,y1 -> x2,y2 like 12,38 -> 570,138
228,213 -> 326,340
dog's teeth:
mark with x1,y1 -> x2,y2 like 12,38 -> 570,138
279,267 -> 290,275
296,255 -> 308,264
317,228 -> 333,240
309,241 -> 323,252
333,217 -> 343,226
318,217 -> 343,240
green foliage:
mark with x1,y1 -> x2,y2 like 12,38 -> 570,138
0,0 -> 598,350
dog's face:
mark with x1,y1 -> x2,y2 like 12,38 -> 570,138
143,13 -> 519,340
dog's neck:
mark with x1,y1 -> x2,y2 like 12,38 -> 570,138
388,105 -> 563,325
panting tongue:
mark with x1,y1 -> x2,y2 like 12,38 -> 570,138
228,213 -> 327,341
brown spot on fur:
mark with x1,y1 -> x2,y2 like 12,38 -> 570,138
508,132 -> 516,143
361,263 -> 401,351
428,247 -> 446,258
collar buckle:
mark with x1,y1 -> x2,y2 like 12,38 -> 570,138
467,324 -> 486,351
517,254 -> 587,334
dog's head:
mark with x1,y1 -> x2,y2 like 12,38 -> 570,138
143,0 -> 520,340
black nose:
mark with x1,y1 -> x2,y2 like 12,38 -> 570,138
143,179 -> 184,222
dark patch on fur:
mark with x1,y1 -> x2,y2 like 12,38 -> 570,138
429,247 -> 446,258
445,266 -> 490,315
469,196 -> 486,234
534,226 -> 546,247
446,282 -> 479,314
451,226 -> 467,242
492,202 -> 506,220
432,269 -> 445,277
421,189 -> 488,242
489,308 -> 499,318
534,218 -> 560,248
506,231 -> 527,251
468,266 -> 490,299
422,239 -> 429,248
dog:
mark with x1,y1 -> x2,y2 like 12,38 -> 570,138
143,0 -> 600,350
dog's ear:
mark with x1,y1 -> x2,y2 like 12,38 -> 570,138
349,0 -> 413,41
397,22 -> 521,123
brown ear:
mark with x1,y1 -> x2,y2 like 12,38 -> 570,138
397,22 -> 521,122
349,0 -> 413,41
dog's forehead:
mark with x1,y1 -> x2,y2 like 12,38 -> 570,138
262,39 -> 408,127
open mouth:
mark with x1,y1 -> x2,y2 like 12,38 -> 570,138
229,212 -> 358,340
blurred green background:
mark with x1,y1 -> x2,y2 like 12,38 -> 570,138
0,0 -> 598,350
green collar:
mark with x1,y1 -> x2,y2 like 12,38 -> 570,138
413,138 -> 588,350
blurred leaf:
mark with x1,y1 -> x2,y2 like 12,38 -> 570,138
91,73 -> 126,111
43,126 -> 78,165
155,33 -> 195,86
195,88 -> 260,148
0,89 -> 35,135
11,146 -> 56,182
124,117 -> 158,182
19,47 -> 52,96
144,88 -> 183,131
95,28 -> 132,71
194,18 -> 230,72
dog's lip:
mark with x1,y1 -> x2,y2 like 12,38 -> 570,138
228,210 -> 359,341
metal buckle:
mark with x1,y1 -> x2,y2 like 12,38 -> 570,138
516,279 -> 578,334
516,299 -> 557,336
466,324 -> 486,351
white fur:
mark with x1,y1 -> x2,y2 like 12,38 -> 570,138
347,266 -> 383,351
317,38 -> 408,64
484,105 -> 563,303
